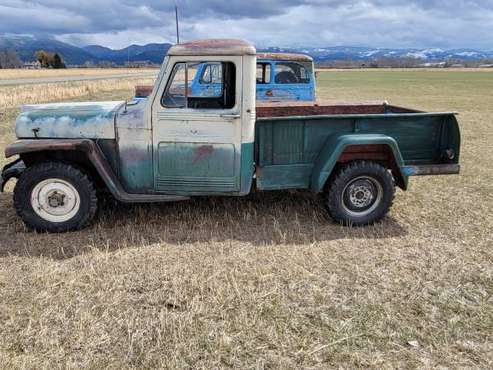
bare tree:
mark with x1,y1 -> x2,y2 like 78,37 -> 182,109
0,49 -> 22,68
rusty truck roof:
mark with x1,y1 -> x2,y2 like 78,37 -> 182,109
167,39 -> 256,56
256,52 -> 313,62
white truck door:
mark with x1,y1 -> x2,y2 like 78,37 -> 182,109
151,56 -> 243,195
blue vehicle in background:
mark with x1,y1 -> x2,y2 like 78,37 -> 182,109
255,53 -> 315,101
135,53 -> 316,102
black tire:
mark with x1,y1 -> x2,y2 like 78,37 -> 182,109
324,161 -> 394,226
13,162 -> 98,232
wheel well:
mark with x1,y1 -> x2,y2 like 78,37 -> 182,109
20,150 -> 106,190
335,144 -> 406,189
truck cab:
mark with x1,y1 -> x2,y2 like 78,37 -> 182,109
1,39 -> 460,233
142,40 -> 256,196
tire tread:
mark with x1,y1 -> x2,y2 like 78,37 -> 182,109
325,160 -> 395,226
13,161 -> 98,232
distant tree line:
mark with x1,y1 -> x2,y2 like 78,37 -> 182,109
0,49 -> 22,68
317,57 -> 493,69
35,50 -> 66,69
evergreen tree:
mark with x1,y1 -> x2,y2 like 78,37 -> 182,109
53,53 -> 66,69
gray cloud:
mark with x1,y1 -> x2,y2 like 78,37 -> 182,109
1,0 -> 492,49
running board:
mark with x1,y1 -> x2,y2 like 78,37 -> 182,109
402,164 -> 460,176
115,193 -> 190,203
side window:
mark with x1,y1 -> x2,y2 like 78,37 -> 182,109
256,63 -> 271,84
275,62 -> 311,84
162,61 -> 236,109
162,62 -> 187,108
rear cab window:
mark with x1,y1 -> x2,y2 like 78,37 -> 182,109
274,61 -> 312,84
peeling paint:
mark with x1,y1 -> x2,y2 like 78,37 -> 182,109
16,101 -> 123,139
257,53 -> 313,62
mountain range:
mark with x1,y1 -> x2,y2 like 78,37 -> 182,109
1,35 -> 492,66
81,43 -> 172,65
0,35 -> 172,65
263,46 -> 493,62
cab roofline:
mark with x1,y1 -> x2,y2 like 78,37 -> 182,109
167,39 -> 256,56
256,52 -> 313,62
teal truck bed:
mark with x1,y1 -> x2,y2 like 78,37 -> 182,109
254,102 -> 460,191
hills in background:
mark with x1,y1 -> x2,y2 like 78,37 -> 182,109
0,35 -> 172,65
1,35 -> 493,66
81,43 -> 172,65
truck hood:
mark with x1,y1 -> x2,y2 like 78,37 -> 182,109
15,101 -> 125,139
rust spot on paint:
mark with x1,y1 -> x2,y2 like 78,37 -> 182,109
5,139 -> 92,158
168,39 -> 256,56
256,52 -> 313,62
135,85 -> 153,98
193,145 -> 214,162
256,101 -> 421,118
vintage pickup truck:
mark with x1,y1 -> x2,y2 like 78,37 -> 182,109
1,39 -> 460,232
135,52 -> 316,101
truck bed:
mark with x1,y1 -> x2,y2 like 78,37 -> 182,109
254,101 -> 460,190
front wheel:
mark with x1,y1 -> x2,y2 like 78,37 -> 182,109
324,161 -> 395,226
14,162 -> 98,232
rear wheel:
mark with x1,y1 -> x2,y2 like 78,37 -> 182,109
14,162 -> 98,232
324,161 -> 394,226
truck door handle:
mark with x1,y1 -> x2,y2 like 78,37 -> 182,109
220,114 -> 240,120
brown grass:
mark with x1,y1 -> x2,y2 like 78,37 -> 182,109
0,78 -> 156,109
0,68 -> 158,80
0,70 -> 492,368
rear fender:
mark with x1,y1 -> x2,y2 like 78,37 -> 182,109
310,134 -> 408,192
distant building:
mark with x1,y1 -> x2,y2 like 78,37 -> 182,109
124,61 -> 155,68
479,64 -> 493,68
23,61 -> 41,69
418,62 -> 446,68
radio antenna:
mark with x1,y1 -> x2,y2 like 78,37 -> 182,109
175,4 -> 180,44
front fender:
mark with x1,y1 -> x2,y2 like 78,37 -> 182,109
5,138 -> 123,194
310,134 -> 408,192
4,139 -> 188,203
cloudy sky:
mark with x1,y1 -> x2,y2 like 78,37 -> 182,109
1,0 -> 492,50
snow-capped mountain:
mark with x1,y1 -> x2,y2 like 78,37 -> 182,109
260,46 -> 493,62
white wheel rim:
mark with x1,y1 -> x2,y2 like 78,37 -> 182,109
31,178 -> 80,223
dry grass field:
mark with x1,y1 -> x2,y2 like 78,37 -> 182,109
0,68 -> 157,80
0,69 -> 491,368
